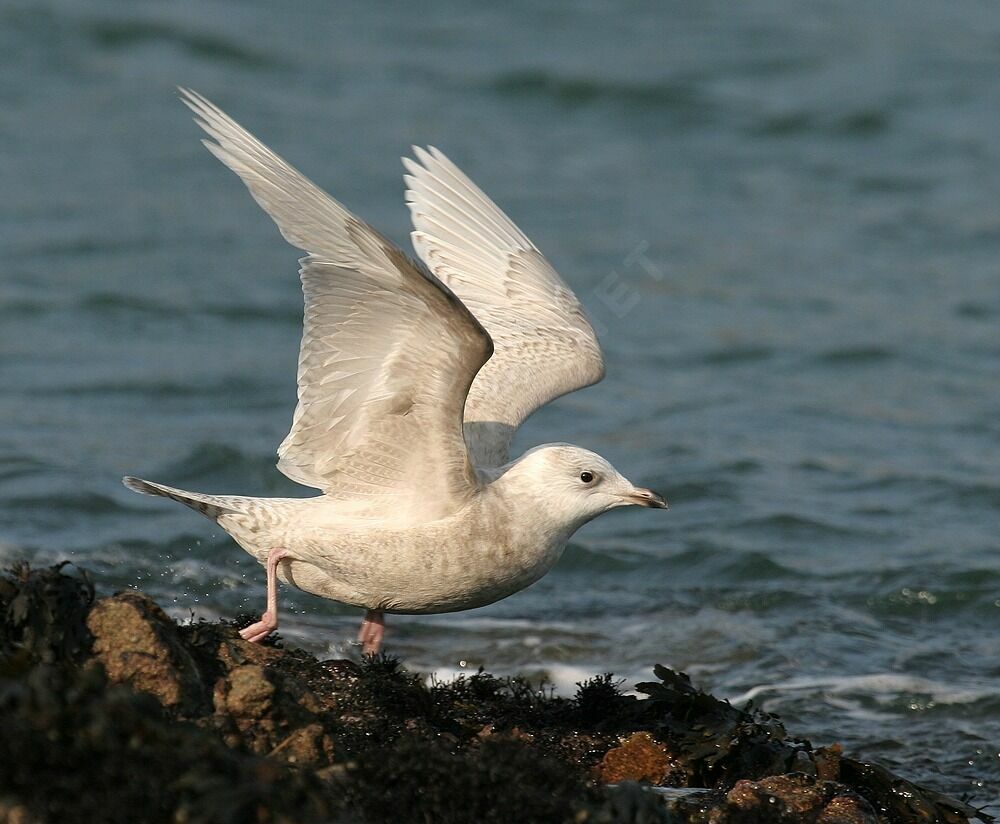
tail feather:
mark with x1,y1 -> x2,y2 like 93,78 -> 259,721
123,476 -> 242,521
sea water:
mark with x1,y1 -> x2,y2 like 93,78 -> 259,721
2,0 -> 998,809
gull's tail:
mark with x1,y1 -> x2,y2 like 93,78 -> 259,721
123,476 -> 244,521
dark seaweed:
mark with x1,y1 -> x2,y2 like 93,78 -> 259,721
0,562 -> 991,824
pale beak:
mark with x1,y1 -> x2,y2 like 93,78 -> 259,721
624,487 -> 668,509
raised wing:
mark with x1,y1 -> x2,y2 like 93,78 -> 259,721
182,90 -> 492,522
403,147 -> 605,467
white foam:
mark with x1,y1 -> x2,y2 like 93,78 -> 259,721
729,672 -> 995,707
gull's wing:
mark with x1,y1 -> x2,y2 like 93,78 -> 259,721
181,91 -> 492,522
403,147 -> 605,467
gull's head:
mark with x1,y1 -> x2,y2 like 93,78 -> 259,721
508,443 -> 667,528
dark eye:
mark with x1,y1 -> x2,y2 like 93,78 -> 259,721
580,471 -> 595,484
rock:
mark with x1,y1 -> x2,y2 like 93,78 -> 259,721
0,561 -> 94,665
0,799 -> 40,824
839,757 -> 985,824
634,665 -> 802,786
0,658 -> 336,824
86,592 -> 205,713
718,775 -> 879,824
818,794 -> 879,824
219,664 -> 275,719
0,563 -> 989,824
726,774 -> 828,816
595,731 -> 676,785
815,744 -> 843,782
211,659 -> 334,764
269,723 -> 335,767
215,633 -> 284,669
476,723 -> 534,743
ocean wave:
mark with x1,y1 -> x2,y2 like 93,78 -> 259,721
153,443 -> 300,495
556,544 -> 646,573
202,303 -> 302,324
730,672 -> 998,710
0,456 -> 51,483
38,376 -> 264,400
660,479 -> 738,503
7,491 -> 131,515
79,292 -> 302,326
425,662 -> 625,697
837,474 -> 1000,510
715,551 -> 806,581
22,235 -> 157,260
954,301 -> 998,321
81,292 -> 180,316
749,109 -> 891,139
811,345 -> 896,365
854,175 -> 933,194
0,298 -> 49,318
666,544 -> 806,582
697,345 -> 774,365
735,513 -> 861,539
865,579 -> 1000,617
83,18 -> 278,69
489,70 -> 707,114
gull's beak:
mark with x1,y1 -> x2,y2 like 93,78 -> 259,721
624,487 -> 668,509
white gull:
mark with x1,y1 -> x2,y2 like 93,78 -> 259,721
124,89 -> 666,654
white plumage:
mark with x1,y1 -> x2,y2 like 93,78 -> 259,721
124,90 -> 665,653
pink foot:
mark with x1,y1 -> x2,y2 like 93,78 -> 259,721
240,611 -> 277,643
238,547 -> 289,644
358,610 -> 385,655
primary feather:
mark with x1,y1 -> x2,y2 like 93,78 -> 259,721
404,146 -> 605,466
181,90 -> 492,523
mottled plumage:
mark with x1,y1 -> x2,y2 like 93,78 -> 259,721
124,90 -> 665,653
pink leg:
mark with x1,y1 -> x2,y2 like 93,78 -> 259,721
240,547 -> 290,643
357,609 -> 385,655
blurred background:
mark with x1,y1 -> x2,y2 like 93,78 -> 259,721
2,0 -> 998,809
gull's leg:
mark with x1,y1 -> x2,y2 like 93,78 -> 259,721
240,547 -> 289,643
358,609 -> 385,655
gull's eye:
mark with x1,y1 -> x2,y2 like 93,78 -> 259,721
580,471 -> 595,484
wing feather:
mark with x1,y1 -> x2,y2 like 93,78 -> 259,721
181,91 -> 492,521
404,148 -> 604,466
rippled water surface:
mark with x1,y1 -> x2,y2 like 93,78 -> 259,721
3,0 -> 999,810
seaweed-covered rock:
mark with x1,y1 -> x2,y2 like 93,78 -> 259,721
87,592 -> 206,713
633,665 -> 805,787
0,662 -> 335,824
839,758 -> 982,824
339,737 -> 593,824
0,562 -> 992,824
212,660 -> 335,763
817,794 -> 880,824
219,663 -> 276,718
0,561 -> 93,666
596,732 -> 681,785
722,774 -> 876,822
270,722 -> 333,766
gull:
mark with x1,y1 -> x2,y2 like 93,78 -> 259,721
124,90 -> 666,655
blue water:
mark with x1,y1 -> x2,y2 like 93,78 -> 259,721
2,0 -> 998,810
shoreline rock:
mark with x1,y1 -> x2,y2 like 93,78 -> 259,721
0,562 -> 991,824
